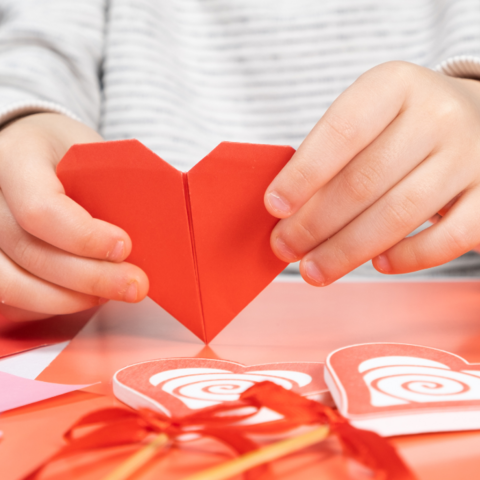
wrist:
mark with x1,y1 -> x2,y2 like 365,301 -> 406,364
0,113 -> 103,165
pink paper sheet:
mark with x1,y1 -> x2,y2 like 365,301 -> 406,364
0,371 -> 92,412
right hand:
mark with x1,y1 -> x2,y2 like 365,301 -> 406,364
0,113 -> 149,321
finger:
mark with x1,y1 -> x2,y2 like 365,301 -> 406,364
271,108 -> 438,262
265,62 -> 412,218
298,150 -> 467,285
0,138 -> 132,261
372,189 -> 480,274
0,304 -> 53,322
0,192 -> 149,302
0,249 -> 107,314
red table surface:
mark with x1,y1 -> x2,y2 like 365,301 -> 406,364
2,280 -> 480,480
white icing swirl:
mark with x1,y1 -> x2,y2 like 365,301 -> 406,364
359,356 -> 480,406
149,368 -> 312,410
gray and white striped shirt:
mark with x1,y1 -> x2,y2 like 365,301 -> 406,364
1,0 -> 480,278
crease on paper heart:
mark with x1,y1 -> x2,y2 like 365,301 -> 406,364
182,172 -> 207,342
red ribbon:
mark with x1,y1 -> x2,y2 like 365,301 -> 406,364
22,381 -> 416,480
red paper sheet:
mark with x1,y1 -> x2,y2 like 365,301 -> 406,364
57,140 -> 294,343
0,308 -> 97,359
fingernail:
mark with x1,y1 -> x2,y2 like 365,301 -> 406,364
98,297 -> 109,305
267,192 -> 291,216
375,254 -> 391,273
304,260 -> 326,286
124,281 -> 138,302
108,240 -> 125,262
274,237 -> 298,262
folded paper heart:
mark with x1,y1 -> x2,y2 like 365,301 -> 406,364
112,358 -> 330,421
57,141 -> 294,343
325,342 -> 480,436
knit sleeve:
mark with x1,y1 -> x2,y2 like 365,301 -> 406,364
435,55 -> 480,80
0,0 -> 106,129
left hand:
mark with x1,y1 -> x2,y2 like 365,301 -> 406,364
265,61 -> 480,286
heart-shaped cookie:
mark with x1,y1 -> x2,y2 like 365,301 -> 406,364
113,358 -> 328,422
57,141 -> 294,342
325,343 -> 480,436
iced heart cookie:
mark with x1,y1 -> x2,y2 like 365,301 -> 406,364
325,343 -> 480,436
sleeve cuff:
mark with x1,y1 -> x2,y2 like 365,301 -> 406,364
0,99 -> 81,127
435,55 -> 480,80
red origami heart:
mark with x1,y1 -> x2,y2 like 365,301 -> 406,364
325,343 -> 480,436
57,140 -> 294,342
113,358 -> 328,419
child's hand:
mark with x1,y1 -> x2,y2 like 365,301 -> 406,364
265,61 -> 480,286
0,113 -> 148,321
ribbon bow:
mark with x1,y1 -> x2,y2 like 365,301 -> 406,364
23,381 -> 416,480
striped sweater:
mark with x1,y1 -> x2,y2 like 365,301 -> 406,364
1,0 -> 480,278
